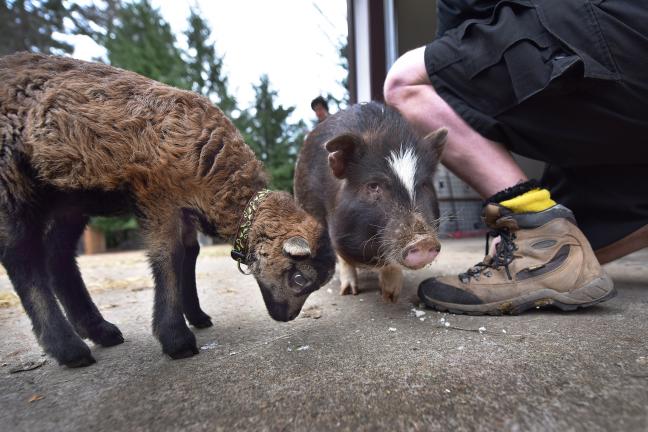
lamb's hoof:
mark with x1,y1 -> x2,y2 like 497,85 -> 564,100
192,319 -> 213,329
88,321 -> 124,347
64,354 -> 97,368
168,347 -> 199,360
53,340 -> 96,368
160,326 -> 198,360
187,311 -> 213,329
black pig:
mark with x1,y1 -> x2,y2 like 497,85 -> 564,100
295,102 -> 446,301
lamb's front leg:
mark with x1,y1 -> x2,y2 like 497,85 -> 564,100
147,215 -> 199,359
379,265 -> 403,303
180,221 -> 212,328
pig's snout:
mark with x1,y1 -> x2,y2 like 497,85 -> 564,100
402,238 -> 440,269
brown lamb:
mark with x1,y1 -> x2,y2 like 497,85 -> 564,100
0,52 -> 335,367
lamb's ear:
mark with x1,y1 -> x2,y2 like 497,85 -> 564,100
422,127 -> 448,162
283,236 -> 312,259
324,133 -> 362,179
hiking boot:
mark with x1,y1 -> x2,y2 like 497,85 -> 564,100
418,204 -> 616,315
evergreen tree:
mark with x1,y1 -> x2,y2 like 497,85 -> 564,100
0,0 -> 73,56
184,8 -> 237,117
102,0 -> 190,89
320,40 -> 350,115
68,0 -> 120,48
337,40 -> 350,106
242,75 -> 307,192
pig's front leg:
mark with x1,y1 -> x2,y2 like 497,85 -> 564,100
379,265 -> 403,303
338,255 -> 359,295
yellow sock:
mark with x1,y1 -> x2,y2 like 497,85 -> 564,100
499,188 -> 556,213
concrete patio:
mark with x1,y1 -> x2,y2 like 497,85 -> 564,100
1,238 -> 647,431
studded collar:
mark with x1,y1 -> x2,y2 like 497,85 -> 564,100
230,189 -> 271,274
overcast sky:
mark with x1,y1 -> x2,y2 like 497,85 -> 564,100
69,0 -> 348,123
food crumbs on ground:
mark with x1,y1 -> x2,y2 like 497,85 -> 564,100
411,308 -> 426,318
300,305 -> 323,319
200,341 -> 218,350
388,327 -> 397,332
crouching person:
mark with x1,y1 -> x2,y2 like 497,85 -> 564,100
384,0 -> 648,314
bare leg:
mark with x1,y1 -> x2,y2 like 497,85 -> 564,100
45,211 -> 124,347
338,255 -> 358,295
379,265 -> 403,303
384,47 -> 527,197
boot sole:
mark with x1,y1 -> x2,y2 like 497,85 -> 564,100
419,273 -> 616,316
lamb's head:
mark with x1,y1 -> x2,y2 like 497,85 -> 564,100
236,191 -> 336,321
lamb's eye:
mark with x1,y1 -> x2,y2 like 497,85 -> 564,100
367,182 -> 380,191
290,271 -> 307,287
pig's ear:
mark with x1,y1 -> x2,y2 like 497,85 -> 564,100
422,127 -> 448,162
324,133 -> 361,179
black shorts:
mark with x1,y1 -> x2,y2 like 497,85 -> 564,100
425,0 -> 648,249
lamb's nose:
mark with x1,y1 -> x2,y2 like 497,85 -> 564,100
403,238 -> 440,269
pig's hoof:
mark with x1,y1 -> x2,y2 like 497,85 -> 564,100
160,326 -> 198,360
187,311 -> 213,329
382,292 -> 398,303
339,284 -> 358,296
88,320 -> 124,347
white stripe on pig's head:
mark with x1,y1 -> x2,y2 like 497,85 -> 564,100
387,144 -> 419,204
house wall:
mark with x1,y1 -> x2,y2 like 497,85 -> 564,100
394,0 -> 437,56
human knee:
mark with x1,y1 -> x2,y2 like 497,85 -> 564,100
383,71 -> 407,108
383,47 -> 431,108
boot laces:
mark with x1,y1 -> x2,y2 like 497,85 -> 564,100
459,229 -> 518,282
